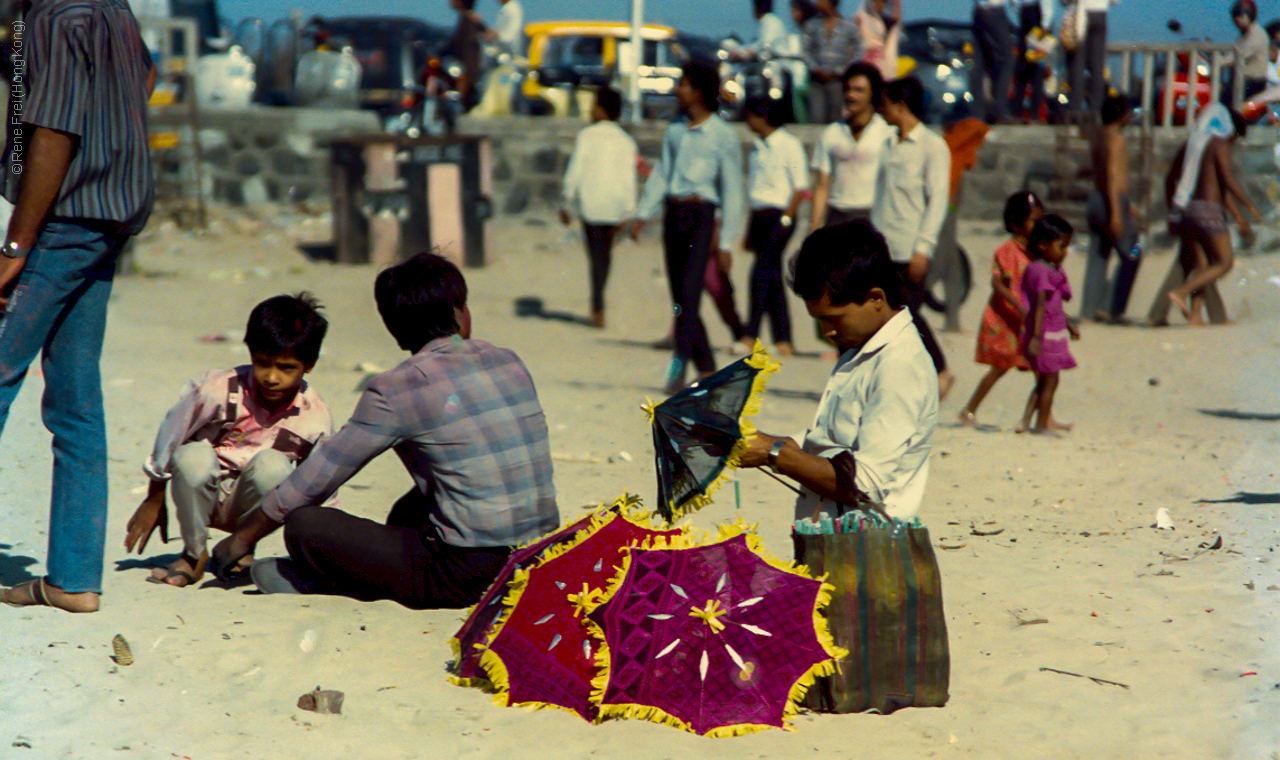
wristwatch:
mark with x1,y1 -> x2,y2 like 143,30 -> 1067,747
780,214 -> 793,228
767,439 -> 788,470
2,240 -> 30,259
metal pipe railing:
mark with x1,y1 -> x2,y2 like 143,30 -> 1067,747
1106,42 -> 1240,129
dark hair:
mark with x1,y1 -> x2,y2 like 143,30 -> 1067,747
374,252 -> 469,352
596,87 -> 623,120
789,220 -> 904,308
455,0 -> 476,10
883,76 -> 925,120
743,95 -> 783,126
1265,19 -> 1280,39
842,61 -> 885,107
1003,191 -> 1043,234
1100,94 -> 1130,125
681,59 -> 720,111
1027,214 -> 1073,259
1233,0 -> 1258,22
244,292 -> 328,366
1230,107 -> 1248,137
754,0 -> 774,15
791,0 -> 817,24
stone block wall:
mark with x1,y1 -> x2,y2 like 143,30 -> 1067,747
149,105 -> 380,207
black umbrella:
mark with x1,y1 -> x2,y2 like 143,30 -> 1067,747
647,344 -> 780,522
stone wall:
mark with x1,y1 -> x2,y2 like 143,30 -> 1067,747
149,105 -> 380,207
458,114 -> 1280,241
150,108 -> 1279,252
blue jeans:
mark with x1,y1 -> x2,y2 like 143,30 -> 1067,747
0,219 -> 125,594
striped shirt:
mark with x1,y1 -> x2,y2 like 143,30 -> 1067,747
4,0 -> 154,234
262,336 -> 560,549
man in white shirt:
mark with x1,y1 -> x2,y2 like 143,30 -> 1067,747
560,88 -> 638,329
1069,0 -> 1113,117
1232,0 -> 1269,100
739,96 -> 808,356
872,76 -> 953,396
746,0 -> 789,56
809,61 -> 895,230
739,220 -> 938,520
490,0 -> 524,57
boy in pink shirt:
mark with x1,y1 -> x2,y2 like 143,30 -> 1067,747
123,293 -> 333,587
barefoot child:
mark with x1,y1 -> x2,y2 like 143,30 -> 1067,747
958,191 -> 1043,427
123,293 -> 333,587
1019,215 -> 1080,435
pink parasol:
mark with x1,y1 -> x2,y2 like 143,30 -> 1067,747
584,525 -> 846,737
448,494 -> 637,687
474,501 -> 682,721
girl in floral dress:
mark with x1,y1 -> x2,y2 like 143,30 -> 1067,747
1019,214 -> 1080,435
958,191 -> 1043,428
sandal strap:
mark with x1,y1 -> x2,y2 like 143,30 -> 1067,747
31,577 -> 50,607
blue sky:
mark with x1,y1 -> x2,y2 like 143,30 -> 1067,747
219,0 -> 1241,44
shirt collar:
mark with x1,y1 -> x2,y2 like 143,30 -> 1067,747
842,309 -> 913,365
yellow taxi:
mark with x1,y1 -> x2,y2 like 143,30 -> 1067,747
521,21 -> 686,117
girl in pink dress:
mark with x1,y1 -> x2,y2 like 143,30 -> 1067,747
1019,214 -> 1080,435
959,191 -> 1043,428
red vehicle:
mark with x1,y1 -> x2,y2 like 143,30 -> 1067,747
1156,51 -> 1274,124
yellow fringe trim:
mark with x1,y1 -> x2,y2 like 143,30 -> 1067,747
659,341 -> 780,522
468,492 -> 671,712
584,521 -> 848,734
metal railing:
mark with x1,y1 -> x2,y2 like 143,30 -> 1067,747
1107,42 -> 1242,129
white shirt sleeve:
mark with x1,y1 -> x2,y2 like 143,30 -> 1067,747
787,137 -> 810,193
850,347 -> 936,506
912,135 -> 952,259
810,126 -> 832,174
562,130 -> 585,211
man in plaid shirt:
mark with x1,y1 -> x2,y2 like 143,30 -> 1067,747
212,253 -> 560,608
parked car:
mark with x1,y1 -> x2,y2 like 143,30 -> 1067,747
521,21 -> 687,118
897,19 -> 978,124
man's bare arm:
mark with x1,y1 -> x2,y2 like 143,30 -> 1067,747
809,171 -> 831,232
1215,141 -> 1261,221
0,126 -> 77,304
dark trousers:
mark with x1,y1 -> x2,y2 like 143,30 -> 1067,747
1069,11 -> 1107,116
972,5 -> 1015,121
1012,3 -> 1045,118
1083,192 -> 1140,318
823,205 -> 872,228
283,489 -> 511,609
582,222 -> 617,314
744,208 -> 794,345
896,263 -> 947,373
663,199 -> 719,373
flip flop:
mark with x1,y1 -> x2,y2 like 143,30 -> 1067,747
147,551 -> 209,588
3,577 -> 99,613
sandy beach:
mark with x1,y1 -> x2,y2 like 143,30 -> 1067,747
2,206 -> 1279,759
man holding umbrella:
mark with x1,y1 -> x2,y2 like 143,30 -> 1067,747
738,221 -> 938,520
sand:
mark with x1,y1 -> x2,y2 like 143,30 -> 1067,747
2,207 -> 1279,759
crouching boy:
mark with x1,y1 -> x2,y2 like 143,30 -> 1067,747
123,293 -> 333,587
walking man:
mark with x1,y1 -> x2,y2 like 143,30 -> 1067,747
560,88 -> 638,329
0,0 -> 155,612
809,61 -> 895,230
1082,94 -> 1140,322
632,60 -> 746,393
739,96 -> 809,357
873,77 -> 954,396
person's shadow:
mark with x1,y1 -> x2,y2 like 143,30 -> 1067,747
1198,492 -> 1280,505
0,543 -> 39,586
1198,409 -> 1280,422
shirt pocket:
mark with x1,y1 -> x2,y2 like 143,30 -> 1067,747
680,149 -> 719,187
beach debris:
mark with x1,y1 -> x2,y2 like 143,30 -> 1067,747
970,523 -> 1004,537
1039,667 -> 1129,689
297,687 -> 344,715
1009,609 -> 1049,626
353,361 -> 386,374
1200,535 -> 1224,552
110,634 -> 133,666
1241,671 -> 1259,677
1148,378 -> 1159,386
1154,508 -> 1174,530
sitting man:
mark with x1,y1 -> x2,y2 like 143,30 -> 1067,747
739,220 -> 937,521
211,253 -> 560,608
